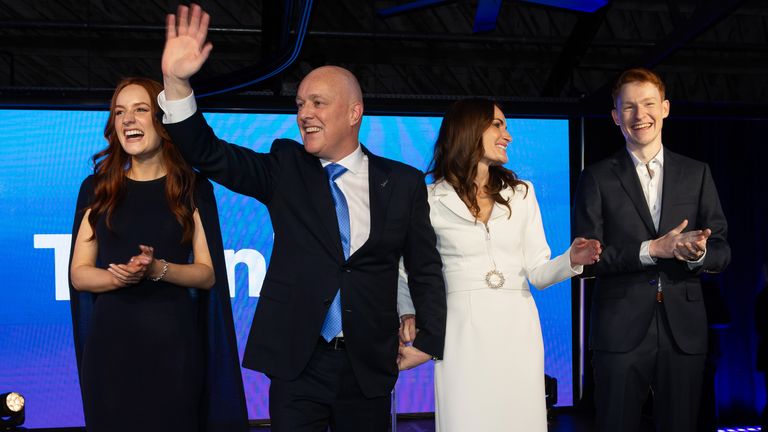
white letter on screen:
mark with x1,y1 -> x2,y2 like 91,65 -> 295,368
224,249 -> 266,298
34,234 -> 72,301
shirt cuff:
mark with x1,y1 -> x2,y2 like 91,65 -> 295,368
569,263 -> 584,275
157,90 -> 197,124
686,249 -> 707,270
639,240 -> 657,266
397,289 -> 416,316
561,246 -> 583,275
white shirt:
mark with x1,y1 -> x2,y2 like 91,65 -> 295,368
628,146 -> 704,269
157,90 -> 197,124
319,151 -> 370,337
629,147 -> 664,231
629,147 -> 664,267
320,147 -> 371,256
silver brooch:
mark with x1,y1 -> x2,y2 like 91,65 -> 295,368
485,269 -> 505,289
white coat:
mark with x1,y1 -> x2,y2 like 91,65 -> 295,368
400,179 -> 580,431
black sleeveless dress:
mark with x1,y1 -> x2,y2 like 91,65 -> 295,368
80,177 -> 203,432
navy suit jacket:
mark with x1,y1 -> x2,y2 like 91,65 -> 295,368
572,148 -> 730,354
165,111 -> 446,397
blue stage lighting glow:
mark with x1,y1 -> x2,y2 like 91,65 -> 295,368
0,109 -> 572,427
524,0 -> 608,13
717,427 -> 762,432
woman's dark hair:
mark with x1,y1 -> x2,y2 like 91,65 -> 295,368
427,98 -> 527,218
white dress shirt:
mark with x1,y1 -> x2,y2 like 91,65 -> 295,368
629,147 -> 664,266
157,90 -> 197,124
321,149 -> 371,338
320,147 -> 371,256
629,146 -> 705,269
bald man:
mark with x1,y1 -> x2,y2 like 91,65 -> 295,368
159,4 -> 446,431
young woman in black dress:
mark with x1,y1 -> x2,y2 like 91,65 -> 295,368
69,77 -> 247,432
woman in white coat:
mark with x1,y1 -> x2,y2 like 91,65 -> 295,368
398,98 -> 601,431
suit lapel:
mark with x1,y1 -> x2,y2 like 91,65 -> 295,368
297,151 -> 345,259
433,181 -> 476,222
658,149 -> 684,235
350,146 -> 393,259
610,150 -> 658,236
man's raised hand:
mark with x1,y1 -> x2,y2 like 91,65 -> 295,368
162,4 -> 213,98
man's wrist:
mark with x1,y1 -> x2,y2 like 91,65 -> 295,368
162,76 -> 193,101
640,240 -> 657,266
648,239 -> 657,257
685,249 -> 707,265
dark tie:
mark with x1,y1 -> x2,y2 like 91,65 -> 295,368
320,163 -> 349,341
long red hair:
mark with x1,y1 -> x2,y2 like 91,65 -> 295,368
88,77 -> 196,244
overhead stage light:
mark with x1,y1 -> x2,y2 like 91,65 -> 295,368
0,392 -> 25,430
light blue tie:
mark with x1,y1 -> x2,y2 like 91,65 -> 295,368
320,163 -> 350,341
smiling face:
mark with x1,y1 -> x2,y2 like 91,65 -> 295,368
114,84 -> 162,161
479,105 -> 511,167
611,81 -> 670,152
295,66 -> 363,162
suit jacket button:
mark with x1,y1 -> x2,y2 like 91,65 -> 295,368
649,279 -> 658,285
323,299 -> 331,306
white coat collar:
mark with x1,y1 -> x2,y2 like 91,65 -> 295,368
431,180 -> 516,222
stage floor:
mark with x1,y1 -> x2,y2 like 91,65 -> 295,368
20,408 -> 670,432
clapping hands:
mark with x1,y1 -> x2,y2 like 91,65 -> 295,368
650,219 -> 710,262
107,245 -> 155,287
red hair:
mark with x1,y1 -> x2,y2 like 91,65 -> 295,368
88,77 -> 196,244
612,67 -> 666,107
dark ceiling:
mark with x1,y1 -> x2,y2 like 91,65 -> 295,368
0,0 -> 765,115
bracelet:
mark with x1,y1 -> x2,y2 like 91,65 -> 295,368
149,259 -> 169,282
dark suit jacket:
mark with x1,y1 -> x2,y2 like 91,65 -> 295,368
572,148 -> 730,354
165,111 -> 446,397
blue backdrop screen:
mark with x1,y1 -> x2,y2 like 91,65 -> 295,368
0,109 -> 571,427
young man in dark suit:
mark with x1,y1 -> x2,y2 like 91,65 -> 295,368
158,5 -> 446,431
572,67 -> 730,431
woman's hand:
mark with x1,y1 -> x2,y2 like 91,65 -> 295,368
107,245 -> 155,287
570,237 -> 602,266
